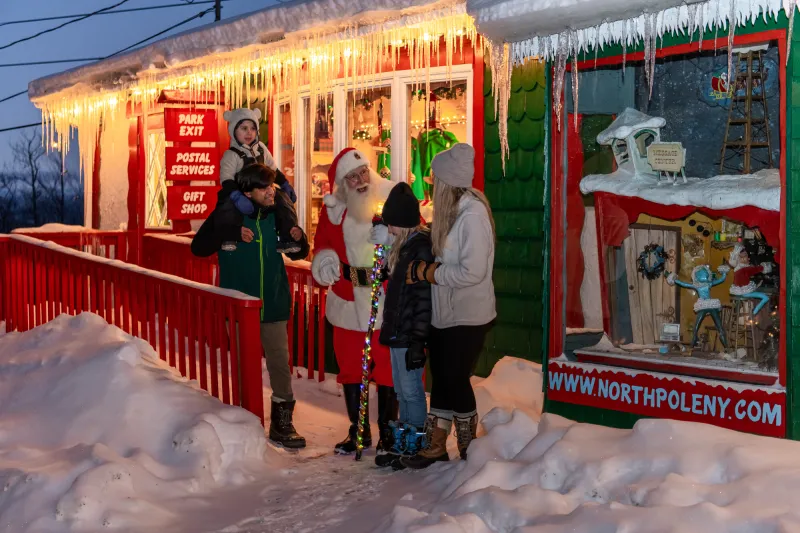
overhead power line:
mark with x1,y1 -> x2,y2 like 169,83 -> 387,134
0,5 -> 219,132
0,122 -> 40,133
0,0 -> 131,52
108,6 -> 216,57
0,1 -> 230,27
0,58 -> 105,68
0,90 -> 27,104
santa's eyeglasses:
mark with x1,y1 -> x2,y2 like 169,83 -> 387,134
344,166 -> 370,184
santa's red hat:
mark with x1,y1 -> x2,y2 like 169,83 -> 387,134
328,148 -> 369,190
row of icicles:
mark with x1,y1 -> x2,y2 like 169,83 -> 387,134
35,9 -> 478,181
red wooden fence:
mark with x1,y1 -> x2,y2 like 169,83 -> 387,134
142,233 -> 219,286
0,234 -> 265,423
12,229 -> 128,262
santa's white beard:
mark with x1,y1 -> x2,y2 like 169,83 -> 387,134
341,169 -> 391,223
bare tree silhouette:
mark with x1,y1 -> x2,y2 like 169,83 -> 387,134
10,130 -> 45,226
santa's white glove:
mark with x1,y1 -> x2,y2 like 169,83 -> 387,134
317,258 -> 341,286
368,224 -> 393,246
761,262 -> 773,274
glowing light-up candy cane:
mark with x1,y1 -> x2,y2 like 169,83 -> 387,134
355,202 -> 386,461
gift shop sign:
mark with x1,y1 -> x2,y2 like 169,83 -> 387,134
165,147 -> 218,180
164,108 -> 217,143
547,361 -> 785,437
167,186 -> 219,220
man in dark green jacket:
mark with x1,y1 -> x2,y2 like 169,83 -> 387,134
193,164 -> 309,449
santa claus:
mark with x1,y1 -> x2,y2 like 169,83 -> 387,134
728,243 -> 773,315
311,148 -> 398,454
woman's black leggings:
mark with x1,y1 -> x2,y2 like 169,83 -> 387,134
428,323 -> 491,420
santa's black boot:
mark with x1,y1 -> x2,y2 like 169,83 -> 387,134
268,400 -> 306,449
374,385 -> 399,466
334,384 -> 372,454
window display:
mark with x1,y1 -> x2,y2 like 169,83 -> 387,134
305,94 -> 334,246
278,102 -> 295,189
348,87 -> 391,180
407,81 -> 468,200
145,131 -> 170,229
561,44 -> 782,383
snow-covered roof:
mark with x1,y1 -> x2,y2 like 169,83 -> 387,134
596,108 -> 665,145
579,168 -> 781,212
28,0 -> 457,99
467,0 -> 786,63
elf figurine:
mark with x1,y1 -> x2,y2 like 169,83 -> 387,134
666,264 -> 731,349
728,243 -> 772,315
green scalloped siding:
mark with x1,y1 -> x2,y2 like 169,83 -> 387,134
476,61 -> 548,378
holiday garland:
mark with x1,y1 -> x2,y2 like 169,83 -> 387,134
355,236 -> 388,460
637,243 -> 668,280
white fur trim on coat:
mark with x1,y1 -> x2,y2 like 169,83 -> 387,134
325,285 -> 385,331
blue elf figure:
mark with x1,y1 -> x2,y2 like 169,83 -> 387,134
665,264 -> 731,349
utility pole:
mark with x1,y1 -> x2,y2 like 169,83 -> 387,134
214,0 -> 221,21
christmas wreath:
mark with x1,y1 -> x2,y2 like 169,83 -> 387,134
638,243 -> 668,280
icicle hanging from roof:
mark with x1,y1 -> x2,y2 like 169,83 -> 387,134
480,0 -> 793,165
31,5 -> 477,180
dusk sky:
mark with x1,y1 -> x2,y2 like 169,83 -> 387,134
0,0 -> 280,173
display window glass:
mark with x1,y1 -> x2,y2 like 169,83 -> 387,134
304,94 -> 335,246
559,42 -> 783,383
406,80 -> 468,200
145,130 -> 170,229
347,87 -> 392,180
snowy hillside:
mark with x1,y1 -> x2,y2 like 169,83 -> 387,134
0,313 -> 274,532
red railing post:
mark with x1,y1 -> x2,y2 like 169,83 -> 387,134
0,235 -> 8,331
236,304 -> 265,424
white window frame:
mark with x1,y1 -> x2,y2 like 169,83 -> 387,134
273,63 -> 474,226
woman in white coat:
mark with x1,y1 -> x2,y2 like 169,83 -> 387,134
400,143 -> 496,470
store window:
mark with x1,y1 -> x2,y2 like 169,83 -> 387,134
145,131 -> 170,229
304,94 -> 335,245
407,80 -> 468,200
278,102 -> 296,188
560,42 -> 782,382
348,87 -> 392,179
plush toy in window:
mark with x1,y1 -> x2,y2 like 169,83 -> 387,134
666,264 -> 731,349
728,243 -> 772,315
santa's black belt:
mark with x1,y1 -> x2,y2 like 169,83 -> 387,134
341,262 -> 387,287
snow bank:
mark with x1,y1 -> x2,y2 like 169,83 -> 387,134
473,357 -> 543,425
0,313 -> 275,532
387,409 -> 800,532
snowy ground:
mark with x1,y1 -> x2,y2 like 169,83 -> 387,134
6,314 -> 800,533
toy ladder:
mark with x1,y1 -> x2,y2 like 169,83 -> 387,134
719,50 -> 773,174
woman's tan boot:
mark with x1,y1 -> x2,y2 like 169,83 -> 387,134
400,414 -> 450,470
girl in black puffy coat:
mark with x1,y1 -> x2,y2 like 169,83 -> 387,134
369,182 -> 433,470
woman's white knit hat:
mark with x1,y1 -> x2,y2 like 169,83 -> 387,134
431,143 -> 474,188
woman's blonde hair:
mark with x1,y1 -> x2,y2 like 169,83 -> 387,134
387,225 -> 429,274
431,179 -> 495,258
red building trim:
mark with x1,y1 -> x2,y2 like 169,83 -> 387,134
472,44 -> 485,191
92,131 -> 102,229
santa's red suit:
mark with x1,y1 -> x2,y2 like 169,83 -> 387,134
311,149 -> 396,387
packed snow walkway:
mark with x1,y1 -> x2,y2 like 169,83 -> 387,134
7,314 -> 800,532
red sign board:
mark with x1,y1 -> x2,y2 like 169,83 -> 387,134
547,361 -> 786,438
165,146 -> 219,181
167,185 -> 219,220
164,108 -> 218,143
